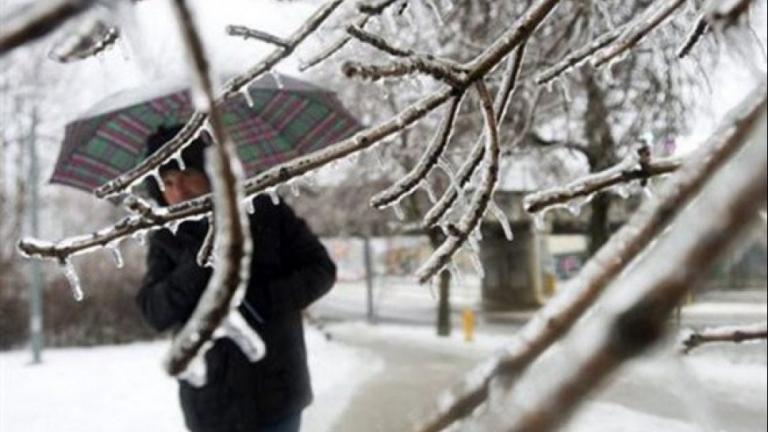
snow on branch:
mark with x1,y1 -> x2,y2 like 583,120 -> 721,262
48,18 -> 120,63
414,81 -> 500,284
370,93 -> 464,209
681,322 -> 768,354
0,0 -> 94,57
416,84 -> 767,432
342,56 -> 467,87
299,0 -> 402,71
523,151 -> 683,214
591,0 -> 687,69
94,0 -> 346,199
473,103 -> 767,432
226,25 -> 291,49
164,0 -> 254,379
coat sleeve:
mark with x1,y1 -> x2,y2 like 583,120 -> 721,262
256,203 -> 337,316
136,237 -> 213,332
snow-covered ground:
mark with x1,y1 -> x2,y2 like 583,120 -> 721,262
0,328 -> 382,432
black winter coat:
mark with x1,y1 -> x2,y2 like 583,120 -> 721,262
136,196 -> 336,432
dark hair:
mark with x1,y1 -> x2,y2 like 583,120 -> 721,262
144,124 -> 209,206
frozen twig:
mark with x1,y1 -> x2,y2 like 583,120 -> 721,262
342,56 -> 467,87
300,0 -> 401,71
371,93 -> 464,209
163,0 -> 253,378
416,84 -> 767,432
48,19 -> 120,63
94,0 -> 345,199
346,24 -> 413,57
422,40 -> 529,229
536,26 -> 623,85
677,14 -> 710,58
196,217 -> 215,268
706,0 -> 754,26
591,0 -> 687,68
478,101 -> 767,432
0,0 -> 94,57
226,25 -> 291,49
523,154 -> 683,213
415,80 -> 500,284
681,322 -> 768,353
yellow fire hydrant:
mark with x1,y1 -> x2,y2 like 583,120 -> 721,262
463,308 -> 476,343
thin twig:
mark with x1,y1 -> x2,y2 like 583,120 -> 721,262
226,25 -> 291,49
681,322 -> 768,354
677,14 -> 710,59
523,154 -> 683,213
415,80 -> 500,284
371,93 -> 464,209
591,0 -> 687,68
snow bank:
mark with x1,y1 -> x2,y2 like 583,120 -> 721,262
0,328 -> 378,432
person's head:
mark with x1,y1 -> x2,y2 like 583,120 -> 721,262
144,125 -> 211,206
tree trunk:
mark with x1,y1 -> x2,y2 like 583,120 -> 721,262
428,227 -> 452,337
582,71 -> 619,256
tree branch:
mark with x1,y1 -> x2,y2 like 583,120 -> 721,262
681,322 -> 768,354
226,25 -> 291,49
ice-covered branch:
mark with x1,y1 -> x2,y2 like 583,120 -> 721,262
416,84 -> 767,432
342,56 -> 467,87
415,81 -> 500,284
681,322 -> 768,353
370,93 -> 464,209
535,26 -> 623,85
196,217 -> 215,268
479,104 -> 767,432
346,24 -> 414,57
48,19 -> 120,63
421,41 -> 528,229
591,0 -> 686,68
226,25 -> 291,49
523,154 -> 683,214
299,0 -> 401,71
163,0 -> 253,378
677,14 -> 709,58
94,0 -> 345,199
0,0 -> 94,57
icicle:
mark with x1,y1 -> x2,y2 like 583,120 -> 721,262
424,0 -> 445,26
449,263 -> 465,287
612,183 -> 631,199
108,244 -> 124,269
245,198 -> 256,215
469,253 -> 485,278
288,180 -> 301,197
175,152 -> 186,171
472,226 -> 483,241
168,220 -> 181,235
268,188 -> 281,206
178,341 -> 213,388
270,71 -> 284,90
488,201 -> 513,241
559,79 -> 572,103
151,169 -> 165,192
133,229 -> 147,246
422,180 -> 437,203
62,260 -> 84,301
533,212 -> 547,231
214,311 -> 266,363
468,235 -> 480,253
566,198 -> 583,217
392,201 -> 406,220
643,185 -> 655,199
242,86 -> 255,108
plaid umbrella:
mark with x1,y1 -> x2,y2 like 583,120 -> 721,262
51,73 -> 361,192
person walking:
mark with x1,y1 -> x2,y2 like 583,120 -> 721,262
136,125 -> 336,432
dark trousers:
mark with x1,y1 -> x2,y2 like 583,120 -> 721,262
261,413 -> 302,432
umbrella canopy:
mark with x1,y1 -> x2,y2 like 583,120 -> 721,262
51,73 -> 361,192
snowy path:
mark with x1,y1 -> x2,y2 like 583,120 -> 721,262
0,329 -> 381,432
324,322 -> 767,432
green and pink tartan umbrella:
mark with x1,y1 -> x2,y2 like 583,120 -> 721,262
51,73 -> 361,193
